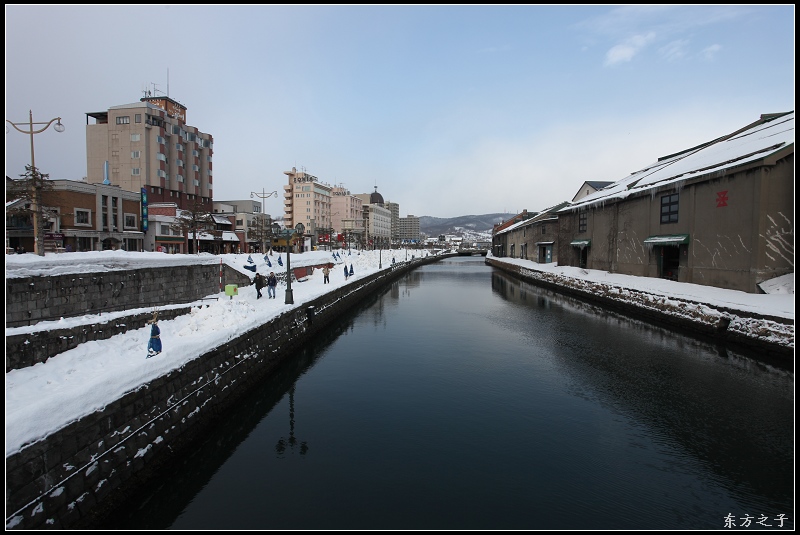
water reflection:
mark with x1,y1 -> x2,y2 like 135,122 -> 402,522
489,268 -> 794,523
275,386 -> 309,456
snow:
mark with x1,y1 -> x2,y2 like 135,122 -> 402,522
567,112 -> 794,211
4,249 -> 794,457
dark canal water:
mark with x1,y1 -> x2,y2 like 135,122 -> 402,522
108,256 -> 794,530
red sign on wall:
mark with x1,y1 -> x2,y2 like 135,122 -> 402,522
716,190 -> 729,207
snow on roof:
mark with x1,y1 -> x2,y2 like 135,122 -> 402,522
564,112 -> 794,212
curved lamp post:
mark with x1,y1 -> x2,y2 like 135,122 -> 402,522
250,189 -> 277,253
272,222 -> 305,304
6,111 -> 65,256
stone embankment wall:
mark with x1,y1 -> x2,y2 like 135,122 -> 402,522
5,264 -> 252,329
485,257 -> 794,360
5,255 -> 448,530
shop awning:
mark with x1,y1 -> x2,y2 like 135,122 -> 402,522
643,234 -> 690,245
570,239 -> 591,248
536,241 -> 554,246
222,231 -> 240,242
212,215 -> 232,225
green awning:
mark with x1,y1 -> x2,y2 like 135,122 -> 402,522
643,234 -> 690,245
570,239 -> 591,247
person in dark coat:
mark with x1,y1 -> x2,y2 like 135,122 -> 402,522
266,271 -> 278,299
254,272 -> 265,299
344,264 -> 349,280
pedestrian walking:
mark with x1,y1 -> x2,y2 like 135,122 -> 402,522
322,264 -> 331,284
266,271 -> 278,299
254,272 -> 265,299
146,310 -> 162,358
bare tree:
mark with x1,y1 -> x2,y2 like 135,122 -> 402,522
170,199 -> 219,254
6,165 -> 54,256
246,212 -> 273,253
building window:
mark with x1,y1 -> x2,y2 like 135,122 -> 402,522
135,114 -> 142,123
157,153 -> 166,161
161,224 -> 170,235
542,224 -> 546,235
130,133 -> 141,142
194,179 -> 200,187
177,175 -> 184,183
661,193 -> 679,224
125,214 -> 136,228
116,116 -> 130,125
157,136 -> 165,145
131,150 -> 140,159
75,209 -> 91,226
176,143 -> 184,152
131,168 -> 141,175
579,212 -> 587,233
177,159 -> 184,168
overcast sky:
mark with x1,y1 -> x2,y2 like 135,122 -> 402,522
5,5 -> 795,219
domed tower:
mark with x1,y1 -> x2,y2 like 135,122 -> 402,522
369,186 -> 384,207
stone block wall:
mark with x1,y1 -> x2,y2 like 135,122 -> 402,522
5,264 -> 252,328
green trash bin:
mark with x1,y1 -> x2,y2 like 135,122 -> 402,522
225,284 -> 238,299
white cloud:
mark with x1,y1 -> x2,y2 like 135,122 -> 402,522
604,32 -> 656,66
701,44 -> 722,60
659,39 -> 689,62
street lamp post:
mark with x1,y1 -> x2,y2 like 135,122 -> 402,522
273,222 -> 305,305
250,189 -> 277,253
6,110 -> 65,256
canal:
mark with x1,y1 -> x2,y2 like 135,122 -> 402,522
105,256 -> 794,530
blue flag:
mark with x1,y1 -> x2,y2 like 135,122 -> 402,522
267,258 -> 272,267
247,255 -> 254,264
349,264 -> 354,276
278,256 -> 283,266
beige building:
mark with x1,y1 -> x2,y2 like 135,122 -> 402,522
283,167 -> 333,248
356,187 -> 391,246
330,186 -> 364,248
86,96 -> 214,212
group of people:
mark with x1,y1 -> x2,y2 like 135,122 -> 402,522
253,271 -> 278,299
253,262 -> 354,298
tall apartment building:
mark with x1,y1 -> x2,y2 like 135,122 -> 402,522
385,201 -> 400,241
283,167 -> 333,247
398,215 -> 420,242
86,96 -> 214,213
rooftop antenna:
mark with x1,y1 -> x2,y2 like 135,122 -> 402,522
167,68 -> 169,97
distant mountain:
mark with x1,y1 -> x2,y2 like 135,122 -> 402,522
419,213 -> 516,238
